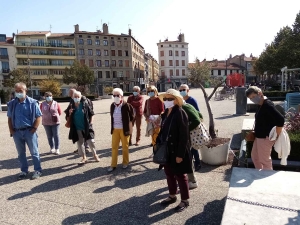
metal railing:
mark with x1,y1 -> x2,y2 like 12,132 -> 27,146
17,63 -> 73,66
2,69 -> 10,73
0,55 -> 9,59
16,52 -> 75,56
15,42 -> 75,48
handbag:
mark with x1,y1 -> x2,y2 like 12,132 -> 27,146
153,116 -> 173,165
190,122 -> 211,149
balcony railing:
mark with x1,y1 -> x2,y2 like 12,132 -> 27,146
15,42 -> 75,48
17,63 -> 73,66
2,69 -> 10,73
16,52 -> 75,56
0,55 -> 9,59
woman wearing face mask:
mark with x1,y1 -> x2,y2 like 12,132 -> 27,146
156,89 -> 192,212
40,92 -> 62,155
108,88 -> 134,172
66,91 -> 100,165
245,86 -> 284,170
143,86 -> 164,147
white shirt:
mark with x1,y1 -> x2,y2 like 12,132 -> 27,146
113,104 -> 123,129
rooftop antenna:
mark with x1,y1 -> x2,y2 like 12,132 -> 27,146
50,24 -> 52,32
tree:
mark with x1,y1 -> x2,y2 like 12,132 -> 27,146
63,60 -> 94,94
3,69 -> 31,89
188,58 -> 224,139
39,75 -> 62,97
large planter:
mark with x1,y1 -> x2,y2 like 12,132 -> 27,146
200,141 -> 230,166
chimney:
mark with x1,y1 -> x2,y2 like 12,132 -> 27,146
74,24 -> 79,32
128,28 -> 132,36
103,23 -> 108,34
179,33 -> 185,42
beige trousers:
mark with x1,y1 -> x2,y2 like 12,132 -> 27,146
251,137 -> 275,170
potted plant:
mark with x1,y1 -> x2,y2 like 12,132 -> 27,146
188,58 -> 230,165
102,86 -> 113,99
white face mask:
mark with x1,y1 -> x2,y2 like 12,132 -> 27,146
114,97 -> 121,104
164,100 -> 174,109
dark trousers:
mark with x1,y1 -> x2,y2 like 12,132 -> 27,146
164,164 -> 189,200
130,115 -> 142,143
191,148 -> 201,166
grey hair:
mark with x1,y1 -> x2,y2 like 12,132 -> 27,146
15,82 -> 27,90
245,86 -> 262,97
73,91 -> 82,98
133,86 -> 140,91
44,92 -> 52,96
113,88 -> 124,96
180,84 -> 189,90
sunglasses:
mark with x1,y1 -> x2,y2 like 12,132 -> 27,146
163,98 -> 175,101
179,89 -> 186,92
113,95 -> 121,97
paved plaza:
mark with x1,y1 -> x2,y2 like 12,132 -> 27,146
0,89 -> 254,225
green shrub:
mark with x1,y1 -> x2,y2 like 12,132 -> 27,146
263,91 -> 299,98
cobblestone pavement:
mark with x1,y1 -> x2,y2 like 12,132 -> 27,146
0,88 -> 254,225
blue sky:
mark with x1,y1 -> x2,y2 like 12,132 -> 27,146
1,0 -> 300,62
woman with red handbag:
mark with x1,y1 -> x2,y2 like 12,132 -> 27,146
40,92 -> 62,155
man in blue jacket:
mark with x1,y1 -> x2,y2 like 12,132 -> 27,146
7,82 -> 43,180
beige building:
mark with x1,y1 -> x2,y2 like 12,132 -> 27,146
14,31 -> 76,96
74,23 -> 145,95
145,53 -> 159,85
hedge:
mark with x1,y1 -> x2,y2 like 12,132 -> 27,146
264,91 -> 299,98
246,132 -> 300,161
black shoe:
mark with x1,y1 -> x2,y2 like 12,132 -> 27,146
195,164 -> 201,171
149,144 -> 153,147
161,196 -> 177,206
18,172 -> 28,180
129,141 -> 133,146
174,201 -> 189,212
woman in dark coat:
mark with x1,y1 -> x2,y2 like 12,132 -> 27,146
66,91 -> 100,165
156,89 -> 192,212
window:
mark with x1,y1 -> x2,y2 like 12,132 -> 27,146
211,70 -> 214,75
181,51 -> 185,56
111,40 -> 115,46
96,49 -> 101,56
111,60 -> 116,67
104,50 -> 108,56
105,60 -> 109,67
161,45 -> 163,47
160,51 -> 164,57
88,49 -> 93,56
68,50 -> 73,56
118,50 -> 122,56
98,71 -> 102,78
125,50 -> 129,56
182,69 -> 185,76
161,70 -> 165,76
79,35 -> 82,38
125,60 -> 129,67
169,60 -> 173,66
170,69 -> 173,76
119,71 -> 123,77
182,60 -> 185,66
161,60 -> 165,66
78,39 -> 84,44
111,50 -> 115,56
96,36 -> 99,39
113,71 -> 117,78
103,40 -> 108,46
119,60 -> 123,67
79,49 -> 84,55
169,50 -> 172,56
106,71 -> 110,78
182,45 -> 184,48
124,41 -> 128,47
87,39 -> 92,45
176,69 -> 179,76
95,40 -> 100,45
218,70 -> 221,75
230,70 -> 232,74
88,35 -> 91,38
169,44 -> 172,47
80,59 -> 85,65
126,71 -> 130,78
89,59 -> 94,67
175,51 -> 179,56
176,60 -> 179,66
96,60 -> 101,67
236,70 -> 239,73
117,41 -> 121,47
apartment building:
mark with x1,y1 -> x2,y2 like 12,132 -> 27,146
145,53 -> 159,85
74,23 -> 145,95
15,31 -> 76,96
157,33 -> 189,91
0,34 -> 17,88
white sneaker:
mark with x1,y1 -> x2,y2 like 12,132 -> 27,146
32,171 -> 42,179
188,182 -> 198,190
55,149 -> 60,155
122,165 -> 128,169
50,149 -> 55,154
107,167 -> 116,172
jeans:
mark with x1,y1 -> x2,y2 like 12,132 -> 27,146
13,129 -> 42,173
43,124 -> 60,149
191,147 -> 201,166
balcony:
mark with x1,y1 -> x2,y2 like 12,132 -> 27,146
17,63 -> 73,69
2,69 -> 10,73
15,52 -> 76,59
0,55 -> 9,59
15,42 -> 75,48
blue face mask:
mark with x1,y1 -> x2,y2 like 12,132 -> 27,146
180,91 -> 187,97
148,92 -> 155,97
133,92 -> 138,96
46,96 -> 52,102
15,92 -> 25,99
73,97 -> 81,103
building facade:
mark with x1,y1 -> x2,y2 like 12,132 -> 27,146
14,31 -> 76,96
0,34 -> 17,89
157,33 -> 189,91
145,53 -> 159,85
74,23 -> 145,95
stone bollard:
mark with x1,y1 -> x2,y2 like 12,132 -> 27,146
236,87 -> 247,114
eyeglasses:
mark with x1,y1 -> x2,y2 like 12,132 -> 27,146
163,98 -> 175,101
113,95 -> 121,97
179,89 -> 186,92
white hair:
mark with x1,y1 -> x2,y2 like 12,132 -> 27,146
15,82 -> 27,90
180,84 -> 189,90
113,88 -> 124,96
73,91 -> 82,98
133,86 -> 140,91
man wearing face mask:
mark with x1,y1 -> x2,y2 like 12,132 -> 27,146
179,84 -> 201,171
7,82 -> 43,180
246,86 -> 284,170
108,88 -> 134,172
127,86 -> 144,146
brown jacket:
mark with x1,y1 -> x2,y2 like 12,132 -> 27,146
110,101 -> 134,136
